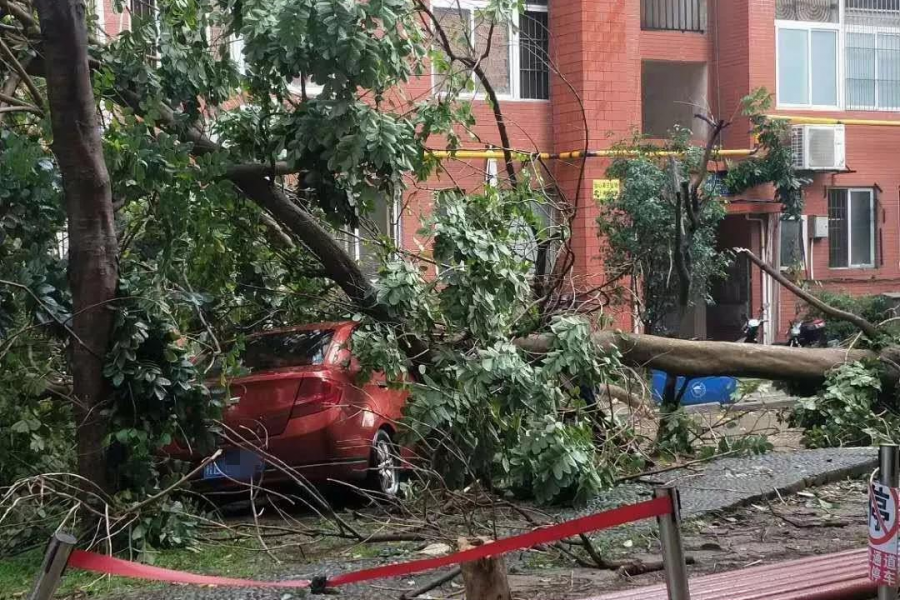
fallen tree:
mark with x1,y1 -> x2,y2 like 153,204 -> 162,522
4,0 -> 898,510
520,332 -> 884,385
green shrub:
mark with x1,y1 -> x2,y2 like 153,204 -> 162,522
803,291 -> 895,344
789,361 -> 898,448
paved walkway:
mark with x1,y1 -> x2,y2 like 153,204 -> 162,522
572,447 -> 876,524
644,447 -> 876,516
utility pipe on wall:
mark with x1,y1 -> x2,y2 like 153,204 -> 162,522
746,215 -> 772,344
426,148 -> 756,160
769,114 -> 900,127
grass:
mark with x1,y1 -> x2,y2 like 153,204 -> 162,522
0,540 -> 278,599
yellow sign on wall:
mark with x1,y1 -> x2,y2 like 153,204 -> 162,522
593,179 -> 620,203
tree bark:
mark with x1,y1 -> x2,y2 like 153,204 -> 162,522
458,538 -> 512,600
519,331 -> 883,385
34,0 -> 118,491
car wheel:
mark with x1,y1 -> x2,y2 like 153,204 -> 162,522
369,429 -> 400,498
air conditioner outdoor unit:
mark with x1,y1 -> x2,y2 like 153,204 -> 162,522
791,124 -> 846,171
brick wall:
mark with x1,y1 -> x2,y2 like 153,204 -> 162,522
97,0 -> 128,37
735,0 -> 900,336
549,0 -> 641,328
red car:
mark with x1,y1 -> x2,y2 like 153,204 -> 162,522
189,322 -> 409,497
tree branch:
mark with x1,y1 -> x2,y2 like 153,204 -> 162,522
0,104 -> 40,115
0,35 -> 44,112
0,89 -> 32,107
735,247 -> 881,339
0,0 -> 40,35
223,161 -> 300,179
690,116 -> 728,196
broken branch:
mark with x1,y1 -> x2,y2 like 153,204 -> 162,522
736,247 -> 881,339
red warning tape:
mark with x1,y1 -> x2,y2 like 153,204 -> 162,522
67,495 -> 672,589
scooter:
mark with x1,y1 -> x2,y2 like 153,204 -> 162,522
786,318 -> 827,348
739,317 -> 764,343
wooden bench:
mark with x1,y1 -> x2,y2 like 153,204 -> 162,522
589,548 -> 873,600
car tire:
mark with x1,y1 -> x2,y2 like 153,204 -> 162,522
368,429 -> 400,498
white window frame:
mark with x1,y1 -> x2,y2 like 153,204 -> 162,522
829,187 -> 876,269
346,191 -> 403,264
93,0 -> 106,37
429,0 -> 549,102
229,34 -> 246,75
844,26 -> 900,111
287,77 -> 324,98
775,20 -> 842,110
224,35 -> 323,98
775,1 -> 900,111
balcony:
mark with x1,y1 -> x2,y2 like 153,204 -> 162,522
642,61 -> 709,139
641,0 -> 706,33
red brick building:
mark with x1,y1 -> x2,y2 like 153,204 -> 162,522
407,0 -> 900,343
98,0 -> 900,343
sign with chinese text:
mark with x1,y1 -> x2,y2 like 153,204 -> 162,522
869,482 -> 900,586
593,179 -> 620,203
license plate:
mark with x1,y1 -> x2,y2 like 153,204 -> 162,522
202,449 -> 264,481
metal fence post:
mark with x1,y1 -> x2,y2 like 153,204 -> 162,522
655,486 -> 691,600
28,532 -> 76,600
879,444 -> 900,600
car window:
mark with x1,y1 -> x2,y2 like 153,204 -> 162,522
201,329 -> 335,378
242,330 -> 334,370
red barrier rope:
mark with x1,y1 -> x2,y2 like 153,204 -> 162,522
68,551 -> 311,588
66,495 -> 672,589
329,495 -> 671,586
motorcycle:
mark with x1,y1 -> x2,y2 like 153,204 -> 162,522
786,317 -> 827,348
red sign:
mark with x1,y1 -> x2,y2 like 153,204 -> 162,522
869,482 -> 900,586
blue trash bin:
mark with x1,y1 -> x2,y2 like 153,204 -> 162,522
651,370 -> 738,406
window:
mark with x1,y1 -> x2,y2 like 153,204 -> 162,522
780,217 -> 807,268
431,1 -> 550,100
519,11 -> 549,99
846,32 -> 900,109
228,34 -> 246,75
641,0 -> 706,32
130,0 -> 155,20
331,193 -> 402,279
202,330 -> 335,376
776,0 -> 839,23
642,60 -> 709,138
847,0 -> 900,11
777,26 -> 839,106
828,188 -> 875,268
776,0 -> 900,110
243,330 -> 334,370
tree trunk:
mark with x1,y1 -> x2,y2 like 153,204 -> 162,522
519,331 -> 883,385
458,538 -> 512,600
34,0 -> 118,491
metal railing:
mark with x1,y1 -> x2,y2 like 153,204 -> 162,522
641,0 -> 706,33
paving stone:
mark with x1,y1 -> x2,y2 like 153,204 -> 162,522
642,447 -> 876,516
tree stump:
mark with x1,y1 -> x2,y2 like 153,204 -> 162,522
458,537 -> 512,600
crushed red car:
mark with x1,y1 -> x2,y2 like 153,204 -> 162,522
175,321 -> 410,497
